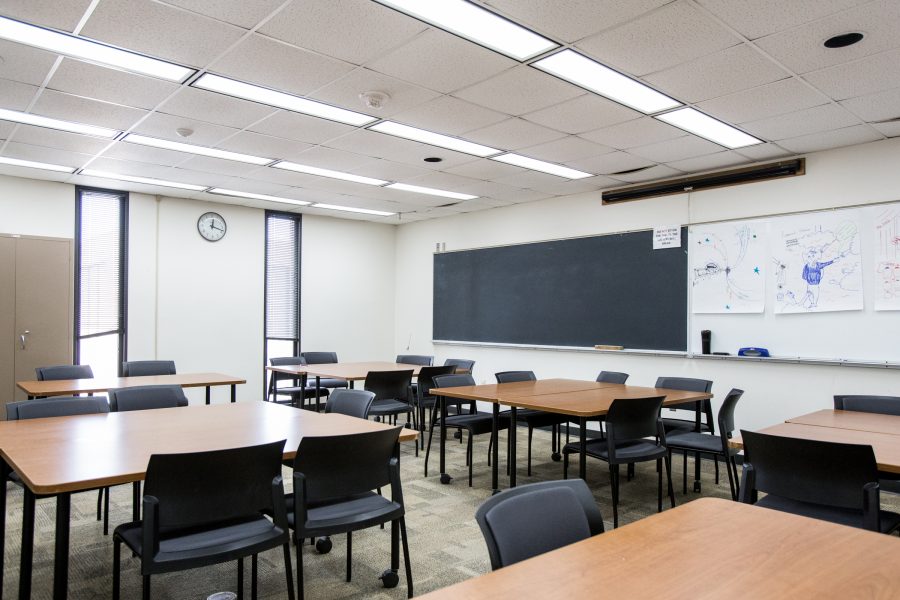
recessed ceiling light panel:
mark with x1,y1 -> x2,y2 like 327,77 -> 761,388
533,50 -> 681,114
272,161 -> 389,186
208,188 -> 310,206
123,134 -> 273,165
386,183 -> 477,200
491,153 -> 593,179
0,107 -> 120,138
656,107 -> 762,149
312,203 -> 396,216
0,156 -> 76,173
369,121 -> 499,157
0,16 -> 194,82
374,0 -> 558,61
79,169 -> 208,191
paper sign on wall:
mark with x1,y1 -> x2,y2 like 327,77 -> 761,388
653,226 -> 681,249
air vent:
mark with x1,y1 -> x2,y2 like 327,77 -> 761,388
609,165 -> 654,176
602,158 -> 805,204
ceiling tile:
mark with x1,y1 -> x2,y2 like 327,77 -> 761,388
754,0 -> 900,74
741,103 -> 861,140
0,79 -> 39,110
465,118 -> 566,150
839,86 -> 900,122
82,156 -> 180,179
665,150 -> 751,173
443,158 -> 528,181
9,123 -> 111,154
0,40 -> 59,86
0,123 -> 14,138
492,168 -> 573,189
696,78 -> 827,124
209,34 -> 354,97
567,151 -> 655,175
367,29 -> 517,94
575,2 -> 739,76
390,96 -> 508,136
872,121 -> 900,137
215,131 -> 312,163
348,158 -> 433,181
518,136 -> 613,163
1,140 -> 92,168
176,155 -> 263,177
157,166 -> 243,188
101,140 -> 196,166
248,111 -> 357,145
525,175 -> 616,195
458,181 -> 553,203
611,164 -> 682,183
696,0 -> 869,40
580,116 -> 683,149
399,170 -> 485,191
159,87 -> 277,129
453,66 -> 583,116
0,0 -> 94,31
293,145 -> 375,171
80,0 -> 245,67
31,89 -> 147,130
644,44 -> 790,103
777,124 -> 882,153
522,94 -> 641,134
627,135 -> 724,162
47,58 -> 180,110
160,0 -> 286,29
804,49 -> 900,101
325,129 -> 479,170
257,0 -> 426,66
483,0 -> 673,43
308,68 -> 439,118
133,112 -> 240,146
734,142 -> 793,160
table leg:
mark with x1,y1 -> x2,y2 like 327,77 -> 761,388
439,395 -> 450,484
53,493 -> 71,599
19,488 -> 35,600
230,384 -> 236,403
205,386 -> 211,405
579,418 -> 587,480
0,459 -> 8,599
491,403 -> 499,494
349,380 -> 354,390
509,406 -> 517,488
315,377 -> 321,412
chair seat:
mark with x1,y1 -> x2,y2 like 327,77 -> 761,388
755,494 -> 900,533
369,399 -> 411,416
274,385 -> 329,398
443,412 -> 510,435
288,491 -> 404,536
516,410 -> 568,428
664,431 -> 730,454
310,377 -> 348,389
662,417 -> 712,433
563,438 -> 667,463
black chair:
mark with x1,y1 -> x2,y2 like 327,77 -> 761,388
739,430 -> 900,533
834,395 -> 900,415
443,358 -> 475,374
395,354 -> 433,366
563,396 -> 675,528
475,480 -> 604,570
121,360 -> 176,376
365,370 -> 415,428
597,371 -> 629,384
288,428 -> 412,599
300,351 -> 348,395
268,356 -> 326,409
325,388 -> 375,419
108,385 -> 189,412
411,365 -> 457,455
666,388 -> 744,499
426,374 -> 510,486
655,376 -> 716,489
35,364 -> 94,381
496,371 -> 568,475
113,440 -> 294,600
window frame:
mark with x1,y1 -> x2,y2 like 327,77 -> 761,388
263,210 -> 302,397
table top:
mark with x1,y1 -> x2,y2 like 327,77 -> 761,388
0,401 -> 417,494
787,409 -> 900,436
16,372 -> 246,397
431,378 -> 617,402
267,361 -> 423,381
730,422 -> 900,474
416,498 -> 900,600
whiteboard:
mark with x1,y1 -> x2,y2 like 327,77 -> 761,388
689,203 -> 900,363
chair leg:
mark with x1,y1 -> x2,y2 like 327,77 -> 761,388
424,410 -> 437,477
694,451 -> 702,492
527,425 -> 533,476
96,488 -> 103,521
610,464 -> 620,528
391,519 -> 400,573
133,481 -> 141,521
297,533 -> 305,600
346,531 -> 352,582
657,458 -> 663,513
467,431 -> 473,487
252,554 -> 259,600
113,537 -> 121,600
562,452 -> 569,479
664,454 -> 677,508
715,455 -> 720,483
400,517 -> 413,598
103,486 -> 110,535
724,453 -> 737,501
237,556 -> 244,600
683,450 -> 688,495
142,575 -> 151,600
626,462 -> 634,481
282,543 -> 296,600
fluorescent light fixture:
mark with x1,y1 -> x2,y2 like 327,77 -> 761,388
369,121 -> 499,157
79,169 -> 207,191
374,0 -> 558,61
312,203 -> 395,216
386,183 -> 477,200
0,107 -> 119,138
491,153 -> 593,179
0,156 -> 76,173
656,107 -> 762,149
123,134 -> 273,165
0,16 -> 194,82
272,161 -> 388,186
208,188 -> 310,206
193,74 -> 376,127
533,50 -> 681,114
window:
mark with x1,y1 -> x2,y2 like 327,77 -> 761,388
75,187 -> 128,378
264,211 -> 301,394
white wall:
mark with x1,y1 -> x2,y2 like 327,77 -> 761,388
394,137 -> 900,431
0,174 -> 74,239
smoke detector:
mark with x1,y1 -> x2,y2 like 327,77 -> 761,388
359,91 -> 390,110
175,127 -> 194,138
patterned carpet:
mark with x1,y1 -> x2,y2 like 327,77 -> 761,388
0,424 -> 869,599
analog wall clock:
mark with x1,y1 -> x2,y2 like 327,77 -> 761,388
197,212 -> 227,242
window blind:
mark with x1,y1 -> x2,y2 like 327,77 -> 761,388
78,190 -> 122,336
266,214 -> 300,340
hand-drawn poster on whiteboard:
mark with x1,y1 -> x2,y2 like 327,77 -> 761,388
691,222 -> 766,313
874,206 -> 900,310
773,211 -> 863,313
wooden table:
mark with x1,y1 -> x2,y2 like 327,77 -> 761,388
416,497 -> 900,599
15,372 -> 246,404
432,381 -> 712,491
0,401 -> 416,599
787,409 -> 900,436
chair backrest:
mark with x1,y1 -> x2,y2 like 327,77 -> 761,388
596,371 -> 629,384
740,430 -> 879,510
654,376 -> 713,393
269,356 -> 306,367
495,371 -> 536,383
606,396 -> 665,442
396,354 -> 433,366
144,439 -> 286,534
717,388 -> 744,435
108,385 -> 189,412
293,428 -> 402,504
443,358 -> 475,373
364,370 -> 413,402
432,373 -> 476,389
6,396 -> 109,420
834,395 -> 900,416
416,365 -> 457,398
475,480 -> 603,570
325,389 -> 375,419
121,360 -> 176,377
300,352 -> 338,364
35,364 -> 94,380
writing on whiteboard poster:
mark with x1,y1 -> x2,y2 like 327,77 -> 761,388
691,221 -> 766,313
874,206 -> 900,311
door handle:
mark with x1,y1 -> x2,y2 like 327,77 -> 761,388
19,330 -> 29,350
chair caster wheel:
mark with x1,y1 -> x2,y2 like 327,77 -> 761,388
551,452 -> 562,462
693,481 -> 702,493
440,473 -> 452,484
380,569 -> 399,588
315,537 -> 332,554
453,431 -> 462,440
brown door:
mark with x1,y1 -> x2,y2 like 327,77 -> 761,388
0,237 -> 15,407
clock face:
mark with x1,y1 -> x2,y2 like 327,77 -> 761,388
197,212 -> 227,242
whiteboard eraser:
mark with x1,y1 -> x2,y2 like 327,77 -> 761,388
595,345 -> 624,350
